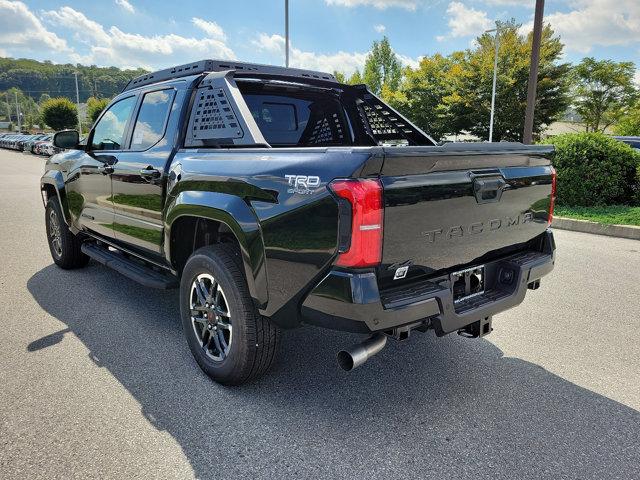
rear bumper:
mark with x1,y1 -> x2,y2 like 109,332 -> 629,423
301,230 -> 556,335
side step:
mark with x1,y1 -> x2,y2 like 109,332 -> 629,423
81,242 -> 179,289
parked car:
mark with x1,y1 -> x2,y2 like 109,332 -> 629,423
5,133 -> 30,150
41,59 -> 556,385
23,134 -> 51,153
33,139 -> 50,155
15,135 -> 34,151
40,141 -> 61,156
613,136 -> 640,151
0,134 -> 16,148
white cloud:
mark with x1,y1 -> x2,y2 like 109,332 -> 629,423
252,33 -> 419,76
481,0 -> 532,6
42,6 -> 235,70
192,17 -> 226,40
43,6 -> 110,45
536,0 -> 640,54
438,2 -> 492,41
397,53 -> 421,69
252,33 -> 367,75
0,0 -> 69,55
115,0 -> 135,14
374,24 -> 386,33
88,27 -> 235,70
325,0 -> 419,11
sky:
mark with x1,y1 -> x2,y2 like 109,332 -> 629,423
0,0 -> 638,79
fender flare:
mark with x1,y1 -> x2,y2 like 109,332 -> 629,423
40,170 -> 72,227
165,190 -> 268,308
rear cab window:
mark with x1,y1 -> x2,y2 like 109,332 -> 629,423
130,89 -> 175,150
239,84 -> 352,147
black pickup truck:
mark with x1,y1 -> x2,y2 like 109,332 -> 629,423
42,60 -> 556,385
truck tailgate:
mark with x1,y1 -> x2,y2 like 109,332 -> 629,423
379,144 -> 554,278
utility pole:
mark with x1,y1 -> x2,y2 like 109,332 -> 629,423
74,71 -> 82,133
14,91 -> 21,132
523,0 -> 545,144
285,0 -> 289,67
4,92 -> 10,124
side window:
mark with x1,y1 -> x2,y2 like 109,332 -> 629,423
130,89 -> 175,150
91,96 -> 136,151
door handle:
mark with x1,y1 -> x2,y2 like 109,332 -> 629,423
98,164 -> 114,175
140,167 -> 161,181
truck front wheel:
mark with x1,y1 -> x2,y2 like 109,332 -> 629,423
180,244 -> 279,385
45,198 -> 89,269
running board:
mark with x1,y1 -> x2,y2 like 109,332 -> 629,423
81,242 -> 178,289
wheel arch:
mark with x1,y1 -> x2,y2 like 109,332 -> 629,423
165,190 -> 268,308
40,170 -> 72,228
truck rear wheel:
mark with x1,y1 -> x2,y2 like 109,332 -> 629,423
180,244 -> 279,385
45,198 -> 89,269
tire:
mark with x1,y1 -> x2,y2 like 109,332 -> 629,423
45,198 -> 89,269
180,244 -> 279,385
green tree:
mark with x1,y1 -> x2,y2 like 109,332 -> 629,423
0,56 -> 146,103
1,92 -> 11,121
2,88 -> 40,130
348,69 -> 364,85
362,36 -> 402,95
333,71 -> 346,83
332,70 -> 365,84
386,52 -> 470,140
573,57 -> 637,132
41,97 -> 78,131
87,96 -> 110,123
614,102 -> 640,136
389,22 -> 569,142
459,22 -> 570,142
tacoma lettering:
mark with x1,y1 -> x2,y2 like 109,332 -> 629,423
422,212 -> 534,243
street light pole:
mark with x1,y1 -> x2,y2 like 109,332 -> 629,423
489,27 -> 499,143
485,25 -> 501,142
285,0 -> 289,67
523,0 -> 545,144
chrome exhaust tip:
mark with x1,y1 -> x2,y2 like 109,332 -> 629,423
337,333 -> 387,371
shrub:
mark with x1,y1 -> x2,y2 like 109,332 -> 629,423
87,97 -> 110,123
545,132 -> 639,206
41,97 -> 78,131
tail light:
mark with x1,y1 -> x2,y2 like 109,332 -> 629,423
329,178 -> 383,268
548,167 -> 557,225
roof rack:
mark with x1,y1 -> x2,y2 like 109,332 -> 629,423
122,59 -> 337,92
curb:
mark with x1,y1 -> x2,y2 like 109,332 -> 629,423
552,216 -> 640,240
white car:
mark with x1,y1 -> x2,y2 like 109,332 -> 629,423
40,142 -> 60,156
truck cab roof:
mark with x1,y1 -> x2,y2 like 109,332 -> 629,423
122,59 -> 338,93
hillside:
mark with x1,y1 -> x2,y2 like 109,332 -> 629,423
0,57 -> 147,103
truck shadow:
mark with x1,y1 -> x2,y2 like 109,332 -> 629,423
27,263 -> 640,480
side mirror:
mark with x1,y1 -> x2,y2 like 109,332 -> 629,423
53,129 -> 80,149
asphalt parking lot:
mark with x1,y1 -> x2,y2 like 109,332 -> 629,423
0,149 -> 639,479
